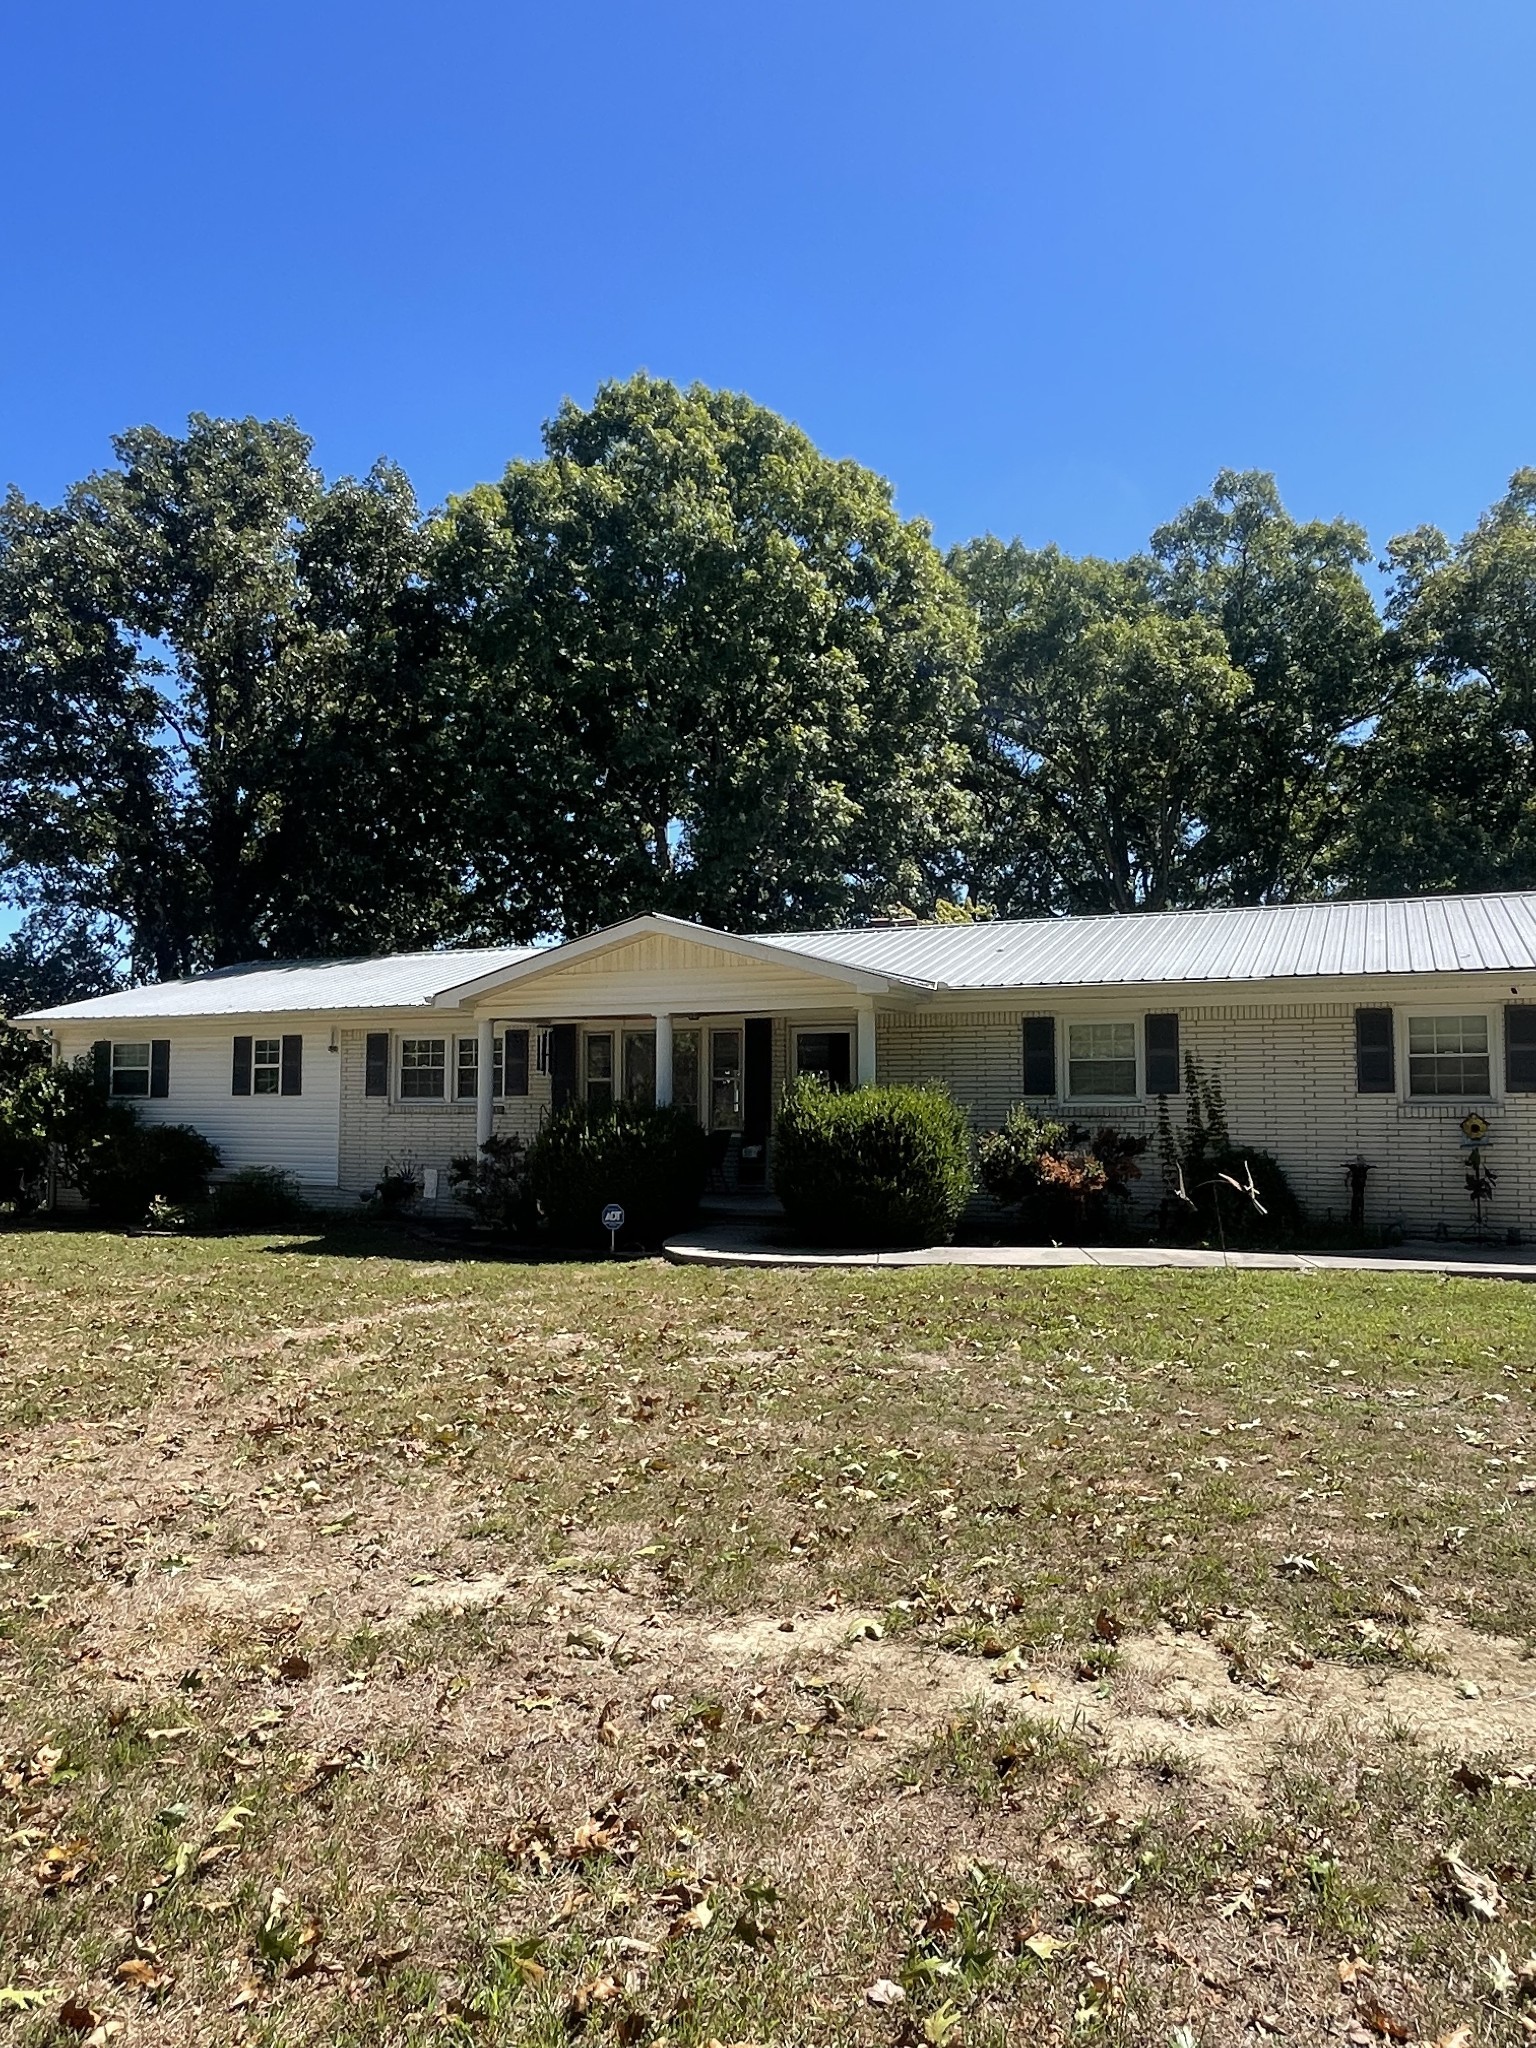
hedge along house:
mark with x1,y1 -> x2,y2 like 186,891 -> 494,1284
18,888 -> 1536,1238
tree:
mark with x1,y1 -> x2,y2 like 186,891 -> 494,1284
432,375 -> 978,936
0,909 -> 122,1019
1332,471 -> 1536,895
948,540 -> 1246,913
1147,470 -> 1383,902
0,417 -> 461,976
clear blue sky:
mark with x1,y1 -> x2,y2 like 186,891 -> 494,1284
2,0 -> 1533,563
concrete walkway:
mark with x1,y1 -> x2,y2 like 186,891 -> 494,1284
662,1219 -> 1536,1280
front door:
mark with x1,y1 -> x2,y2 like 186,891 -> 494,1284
795,1029 -> 852,1091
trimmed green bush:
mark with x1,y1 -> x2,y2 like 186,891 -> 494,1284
448,1133 -> 535,1238
523,1099 -> 709,1246
773,1078 -> 974,1247
69,1109 -> 221,1226
1184,1146 -> 1303,1246
204,1165 -> 310,1231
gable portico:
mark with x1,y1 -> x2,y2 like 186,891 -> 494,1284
438,916 -> 918,1166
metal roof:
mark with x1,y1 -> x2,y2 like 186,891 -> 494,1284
759,891 -> 1536,989
19,948 -> 537,1023
20,891 -> 1536,1026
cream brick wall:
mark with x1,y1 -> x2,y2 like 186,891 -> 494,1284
879,997 -> 1530,1239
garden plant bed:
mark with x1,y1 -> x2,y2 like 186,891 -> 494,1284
2,1228 -> 1536,2045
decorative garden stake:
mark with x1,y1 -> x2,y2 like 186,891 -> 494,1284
1174,1157 -> 1268,1267
1460,1113 -> 1495,1239
1342,1154 -> 1371,1232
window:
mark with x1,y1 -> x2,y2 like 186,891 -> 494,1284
710,1029 -> 742,1130
252,1037 -> 282,1095
457,1037 -> 479,1100
1067,1021 -> 1137,1098
585,1032 -> 614,1106
623,1029 -> 656,1106
795,1031 -> 852,1090
1407,1015 -> 1490,1097
399,1037 -> 447,1099
673,1028 -> 700,1118
110,1041 -> 152,1097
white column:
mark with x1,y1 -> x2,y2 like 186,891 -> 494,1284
476,1015 -> 495,1147
856,1001 -> 877,1087
654,1013 -> 674,1107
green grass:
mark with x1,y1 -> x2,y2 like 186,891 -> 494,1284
2,1224 -> 1536,2044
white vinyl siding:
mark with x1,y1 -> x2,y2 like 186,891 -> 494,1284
55,1026 -> 341,1192
1407,1015 -> 1491,1098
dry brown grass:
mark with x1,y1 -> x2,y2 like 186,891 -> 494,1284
3,1225 -> 1536,2046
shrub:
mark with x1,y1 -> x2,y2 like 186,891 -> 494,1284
523,1100 -> 709,1246
362,1161 -> 422,1216
773,1078 -> 974,1247
204,1165 -> 310,1231
68,1109 -> 221,1226
1153,1058 -> 1304,1244
448,1132 -> 535,1238
977,1108 -> 1147,1240
0,1037 -> 110,1214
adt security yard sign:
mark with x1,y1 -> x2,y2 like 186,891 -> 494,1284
601,1202 -> 625,1253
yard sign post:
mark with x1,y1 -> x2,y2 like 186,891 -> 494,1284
601,1202 -> 625,1255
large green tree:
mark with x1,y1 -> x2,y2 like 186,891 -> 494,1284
1335,470 -> 1536,895
432,375 -> 978,935
948,539 -> 1246,913
1146,470 -> 1383,903
0,416 -> 460,976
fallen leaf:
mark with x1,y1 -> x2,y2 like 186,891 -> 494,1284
669,1901 -> 713,1938
1438,1845 -> 1503,1920
114,1958 -> 171,1993
866,1978 -> 905,2007
1024,1932 -> 1066,1960
36,1840 -> 92,1890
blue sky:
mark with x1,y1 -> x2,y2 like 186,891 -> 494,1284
1,0 -> 1533,563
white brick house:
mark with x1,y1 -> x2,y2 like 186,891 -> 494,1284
19,891 -> 1536,1239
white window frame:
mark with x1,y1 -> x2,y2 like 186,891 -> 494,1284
1065,1019 -> 1139,1101
1403,1011 -> 1494,1101
110,1040 -> 152,1097
398,1036 -> 448,1101
252,1036 -> 283,1096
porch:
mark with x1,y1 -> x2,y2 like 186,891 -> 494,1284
468,1007 -> 878,1191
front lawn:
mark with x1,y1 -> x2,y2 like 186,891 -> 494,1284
2,1229 -> 1535,2045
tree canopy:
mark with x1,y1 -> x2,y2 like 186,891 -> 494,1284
3,387 -> 1535,995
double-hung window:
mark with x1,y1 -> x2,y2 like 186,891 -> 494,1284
399,1038 -> 447,1100
1407,1015 -> 1490,1097
456,1037 -> 479,1100
1067,1021 -> 1137,1098
585,1032 -> 614,1106
252,1037 -> 282,1095
110,1042 -> 152,1097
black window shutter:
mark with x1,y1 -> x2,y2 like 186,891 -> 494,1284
1355,1007 -> 1395,1093
365,1032 -> 390,1097
1506,1006 -> 1536,1092
280,1034 -> 303,1096
1022,1016 -> 1056,1095
231,1035 -> 253,1095
1145,1013 -> 1180,1095
503,1028 -> 530,1097
92,1039 -> 112,1094
548,1024 -> 579,1109
149,1039 -> 171,1098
